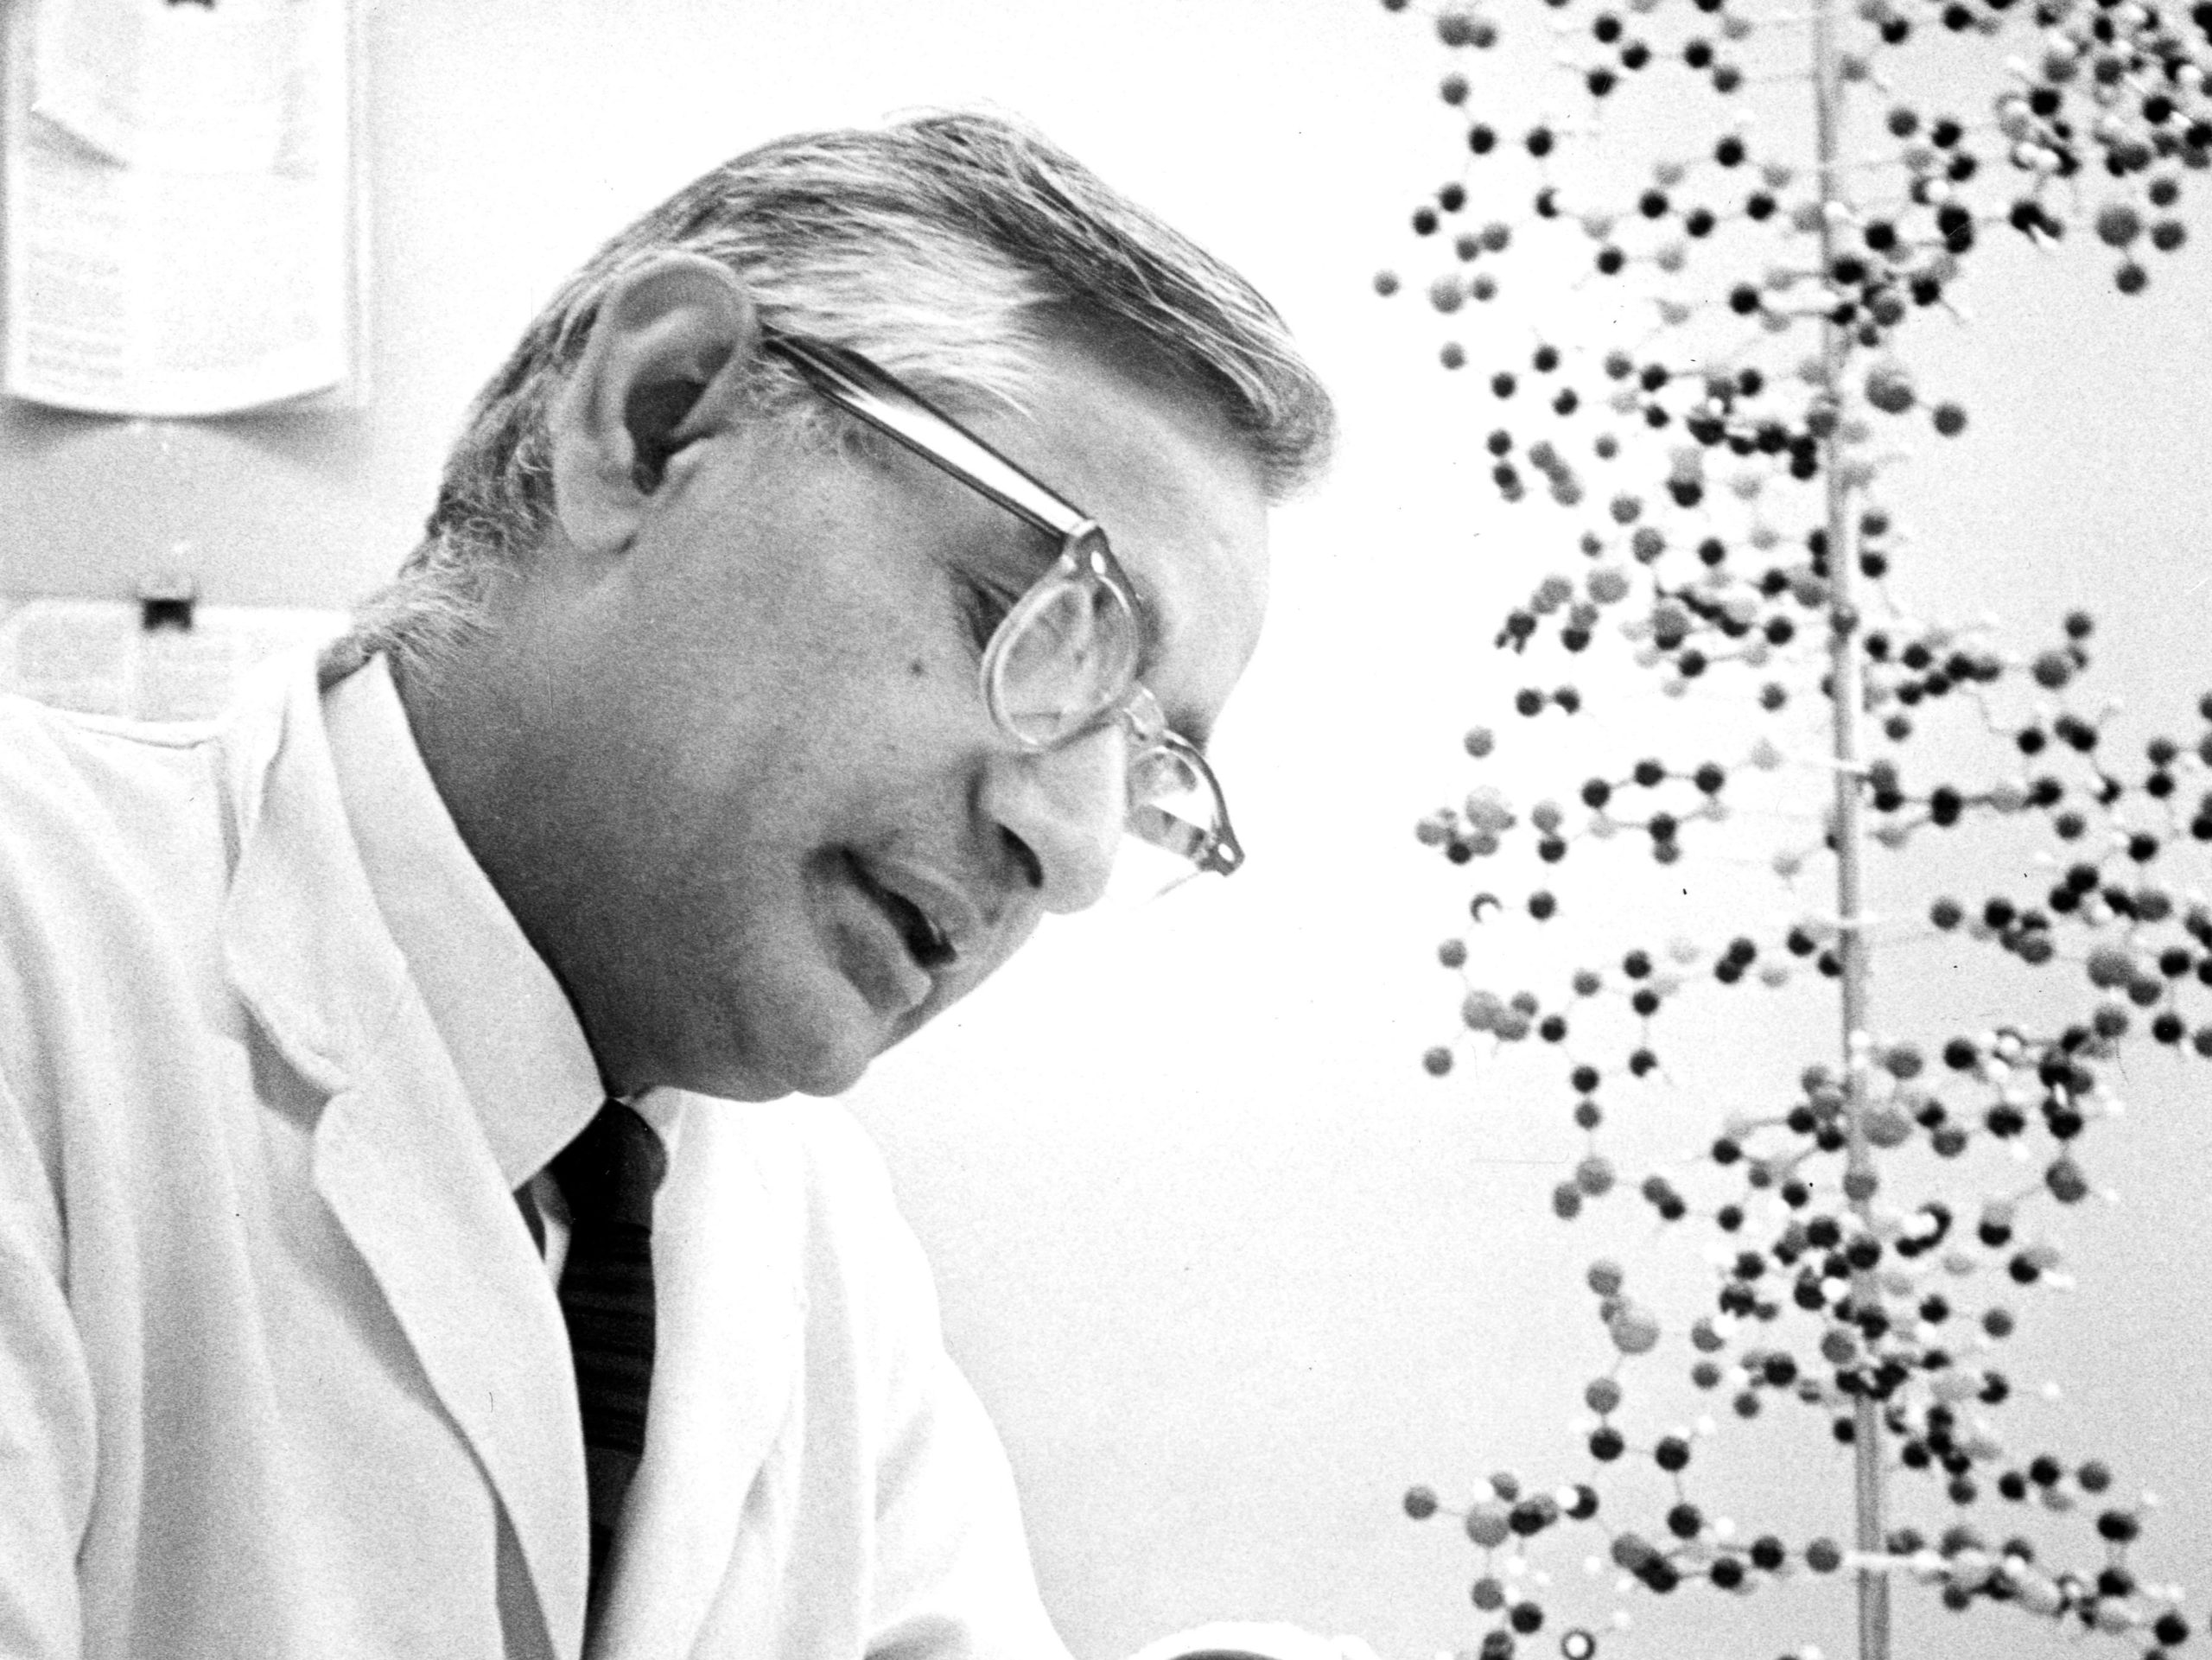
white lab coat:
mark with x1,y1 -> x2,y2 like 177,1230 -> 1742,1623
0,659 -> 1073,1660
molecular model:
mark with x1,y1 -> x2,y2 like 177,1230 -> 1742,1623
1371,2 -> 2210,1659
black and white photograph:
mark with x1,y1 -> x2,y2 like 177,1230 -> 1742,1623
2,3 -> 2208,1659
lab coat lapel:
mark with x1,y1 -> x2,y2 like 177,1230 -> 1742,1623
314,1023 -> 591,1660
219,660 -> 591,1660
587,1104 -> 804,1660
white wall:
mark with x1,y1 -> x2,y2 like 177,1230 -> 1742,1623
4,4 -> 2209,1658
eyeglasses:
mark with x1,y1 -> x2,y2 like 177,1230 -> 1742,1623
761,331 -> 1244,886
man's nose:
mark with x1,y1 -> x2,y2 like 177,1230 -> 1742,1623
981,723 -> 1124,914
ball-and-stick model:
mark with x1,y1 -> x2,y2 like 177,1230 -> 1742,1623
1373,2 -> 2210,1659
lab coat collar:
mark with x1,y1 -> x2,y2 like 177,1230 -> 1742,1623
322,654 -> 604,1190
219,654 -> 590,1660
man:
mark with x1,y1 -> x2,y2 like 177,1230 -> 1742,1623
0,112 -> 1332,1660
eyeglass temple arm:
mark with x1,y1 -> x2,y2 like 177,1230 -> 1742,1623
762,334 -> 1098,550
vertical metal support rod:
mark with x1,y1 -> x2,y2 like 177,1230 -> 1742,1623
1807,3 -> 1891,1658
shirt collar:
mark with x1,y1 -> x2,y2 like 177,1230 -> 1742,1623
322,654 -> 605,1186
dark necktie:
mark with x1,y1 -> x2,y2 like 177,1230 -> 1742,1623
546,1098 -> 669,1593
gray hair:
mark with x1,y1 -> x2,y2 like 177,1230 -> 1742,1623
325,111 -> 1335,684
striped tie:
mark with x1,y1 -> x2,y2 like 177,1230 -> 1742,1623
548,1098 -> 669,1595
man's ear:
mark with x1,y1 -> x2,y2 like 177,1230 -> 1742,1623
548,252 -> 759,559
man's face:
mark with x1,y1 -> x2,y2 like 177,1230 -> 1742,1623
500,333 -> 1271,1100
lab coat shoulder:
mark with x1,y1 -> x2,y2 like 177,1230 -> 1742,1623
0,695 -> 236,1065
0,694 -> 244,1660
0,693 -> 254,1276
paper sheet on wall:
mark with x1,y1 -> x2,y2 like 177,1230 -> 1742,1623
0,596 -> 346,721
1,0 -> 358,417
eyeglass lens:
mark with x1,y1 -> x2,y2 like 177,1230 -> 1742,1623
987,575 -> 1142,747
987,572 -> 1225,870
1127,744 -> 1209,820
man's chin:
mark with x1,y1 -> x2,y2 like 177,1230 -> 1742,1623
779,994 -> 950,1097
784,1045 -> 879,1099
637,957 -> 944,1103
733,996 -> 904,1102
607,1002 -> 873,1103
680,1026 -> 876,1102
